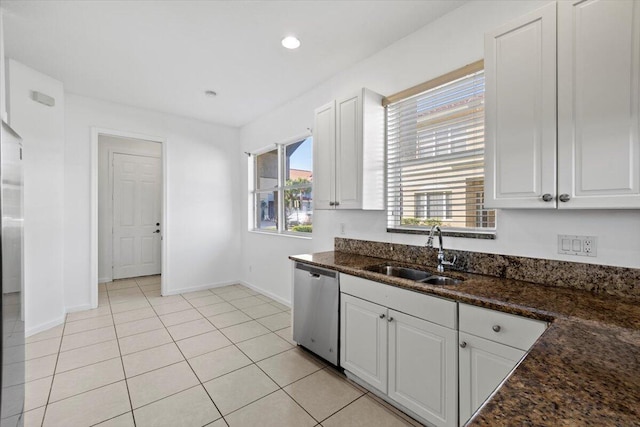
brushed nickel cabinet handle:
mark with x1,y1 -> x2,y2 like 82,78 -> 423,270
542,193 -> 553,202
492,325 -> 502,332
559,194 -> 571,202
460,341 -> 467,348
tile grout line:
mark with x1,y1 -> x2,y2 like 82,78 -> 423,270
39,312 -> 69,427
29,279 -> 374,427
135,281 -> 228,425
96,278 -> 160,424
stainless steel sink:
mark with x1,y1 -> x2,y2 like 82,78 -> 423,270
363,264 -> 463,285
421,275 -> 462,286
364,265 -> 431,281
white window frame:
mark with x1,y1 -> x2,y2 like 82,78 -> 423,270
249,132 -> 313,237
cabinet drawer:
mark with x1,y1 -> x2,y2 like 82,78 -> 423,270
459,303 -> 547,351
340,274 -> 456,329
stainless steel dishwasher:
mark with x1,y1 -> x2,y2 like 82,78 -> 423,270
293,262 -> 339,367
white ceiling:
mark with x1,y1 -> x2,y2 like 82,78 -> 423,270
2,1 -> 465,127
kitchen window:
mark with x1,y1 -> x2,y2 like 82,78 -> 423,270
251,136 -> 313,235
384,61 -> 496,236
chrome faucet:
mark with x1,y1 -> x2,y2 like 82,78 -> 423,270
426,225 -> 457,273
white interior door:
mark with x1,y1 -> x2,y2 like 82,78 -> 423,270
112,153 -> 161,279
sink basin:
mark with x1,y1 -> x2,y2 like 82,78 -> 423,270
364,265 -> 431,281
421,275 -> 462,286
363,264 -> 463,285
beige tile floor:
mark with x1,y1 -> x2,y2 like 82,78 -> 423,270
17,276 -> 423,427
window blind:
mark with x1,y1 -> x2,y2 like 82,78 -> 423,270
386,68 -> 495,231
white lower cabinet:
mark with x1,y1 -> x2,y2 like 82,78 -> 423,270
388,310 -> 458,427
458,332 -> 525,426
339,275 -> 548,427
457,303 -> 547,425
341,294 -> 388,393
340,274 -> 458,427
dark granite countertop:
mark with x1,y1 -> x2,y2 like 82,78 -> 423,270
290,251 -> 640,426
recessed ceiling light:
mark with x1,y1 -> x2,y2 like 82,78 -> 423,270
205,90 -> 217,97
281,36 -> 301,50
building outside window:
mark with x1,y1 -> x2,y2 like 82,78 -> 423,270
415,191 -> 452,222
251,136 -> 313,234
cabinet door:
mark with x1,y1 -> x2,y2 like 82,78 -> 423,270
340,293 -> 387,393
558,0 -> 640,208
313,101 -> 336,210
484,3 -> 557,208
388,310 -> 457,427
335,93 -> 362,209
458,332 -> 525,426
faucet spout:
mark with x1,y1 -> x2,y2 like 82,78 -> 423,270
427,225 -> 456,273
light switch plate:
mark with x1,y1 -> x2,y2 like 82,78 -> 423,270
558,235 -> 597,257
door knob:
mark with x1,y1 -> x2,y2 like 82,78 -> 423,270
154,230 -> 160,233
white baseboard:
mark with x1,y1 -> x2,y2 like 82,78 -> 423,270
161,278 -> 291,308
25,315 -> 65,337
65,303 -> 94,313
239,280 -> 291,307
162,280 -> 240,296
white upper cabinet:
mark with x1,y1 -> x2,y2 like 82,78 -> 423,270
557,0 -> 640,208
313,88 -> 385,210
485,0 -> 640,209
484,3 -> 557,208
313,101 -> 336,210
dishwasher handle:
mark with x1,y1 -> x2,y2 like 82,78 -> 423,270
295,262 -> 337,279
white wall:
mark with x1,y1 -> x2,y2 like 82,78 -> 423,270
64,94 -> 242,310
7,60 -> 66,335
240,0 -> 640,303
98,135 -> 162,282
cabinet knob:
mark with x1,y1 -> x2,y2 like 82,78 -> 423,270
379,313 -> 386,319
387,317 -> 394,322
329,201 -> 335,206
559,194 -> 571,202
334,201 -> 340,206
459,341 -> 467,348
541,193 -> 553,202
492,325 -> 501,333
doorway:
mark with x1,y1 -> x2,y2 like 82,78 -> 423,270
91,128 -> 167,308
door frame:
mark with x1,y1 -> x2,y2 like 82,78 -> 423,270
90,127 -> 168,308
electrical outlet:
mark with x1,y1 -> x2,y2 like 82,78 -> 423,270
340,223 -> 346,235
558,235 -> 597,257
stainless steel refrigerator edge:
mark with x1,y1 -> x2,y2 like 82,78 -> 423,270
293,262 -> 339,366
1,120 -> 25,426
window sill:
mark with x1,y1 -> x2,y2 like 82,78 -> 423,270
249,230 -> 312,240
387,227 -> 496,240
